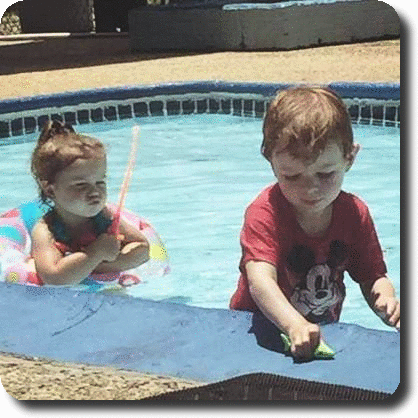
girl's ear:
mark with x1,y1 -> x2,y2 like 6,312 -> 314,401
345,143 -> 361,172
39,181 -> 55,199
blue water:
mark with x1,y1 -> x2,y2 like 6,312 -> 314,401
0,114 -> 400,331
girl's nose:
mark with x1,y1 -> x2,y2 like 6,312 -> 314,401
87,184 -> 101,197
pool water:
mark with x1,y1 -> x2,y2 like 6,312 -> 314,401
0,114 -> 400,331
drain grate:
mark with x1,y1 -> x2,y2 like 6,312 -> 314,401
142,373 -> 391,401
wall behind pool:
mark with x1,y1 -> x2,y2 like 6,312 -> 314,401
129,1 -> 400,52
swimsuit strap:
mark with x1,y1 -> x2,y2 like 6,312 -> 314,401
91,210 -> 114,236
45,208 -> 113,249
45,209 -> 70,244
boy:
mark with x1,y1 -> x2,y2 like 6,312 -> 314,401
230,86 -> 400,360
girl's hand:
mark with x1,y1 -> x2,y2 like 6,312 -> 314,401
374,296 -> 400,330
88,233 -> 122,262
288,322 -> 321,360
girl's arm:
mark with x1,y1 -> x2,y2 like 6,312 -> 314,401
31,220 -> 120,285
246,260 -> 321,360
93,217 -> 150,273
360,276 -> 400,330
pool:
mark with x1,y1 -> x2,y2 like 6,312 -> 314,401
0,82 -> 400,332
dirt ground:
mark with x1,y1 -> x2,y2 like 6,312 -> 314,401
0,36 -> 400,401
0,36 -> 400,98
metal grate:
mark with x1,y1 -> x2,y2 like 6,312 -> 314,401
142,372 -> 391,401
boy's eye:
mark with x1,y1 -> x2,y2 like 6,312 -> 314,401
317,171 -> 335,179
283,174 -> 300,181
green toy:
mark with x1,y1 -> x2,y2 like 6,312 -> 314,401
280,333 -> 336,360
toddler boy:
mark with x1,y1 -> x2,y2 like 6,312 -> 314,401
230,86 -> 400,360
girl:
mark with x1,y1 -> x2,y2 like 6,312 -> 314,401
30,120 -> 150,285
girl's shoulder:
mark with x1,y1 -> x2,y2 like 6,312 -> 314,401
31,216 -> 54,242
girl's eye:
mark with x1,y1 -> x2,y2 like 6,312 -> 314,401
317,171 -> 335,179
96,181 -> 106,187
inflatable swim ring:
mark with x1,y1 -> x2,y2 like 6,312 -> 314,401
0,201 -> 170,292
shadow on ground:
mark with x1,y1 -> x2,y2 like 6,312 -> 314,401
0,35 -> 199,74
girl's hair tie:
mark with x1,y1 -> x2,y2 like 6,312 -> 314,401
38,120 -> 75,144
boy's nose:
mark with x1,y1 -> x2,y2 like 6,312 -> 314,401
302,176 -> 320,195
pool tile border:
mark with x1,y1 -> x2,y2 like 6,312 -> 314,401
0,81 -> 400,143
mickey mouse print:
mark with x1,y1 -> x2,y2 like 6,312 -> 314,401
287,241 -> 348,324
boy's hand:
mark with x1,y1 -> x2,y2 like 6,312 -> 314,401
288,322 -> 321,360
88,233 -> 122,262
374,295 -> 400,330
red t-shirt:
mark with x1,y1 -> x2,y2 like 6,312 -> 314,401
230,183 -> 387,323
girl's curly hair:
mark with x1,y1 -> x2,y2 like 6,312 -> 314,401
31,120 -> 106,203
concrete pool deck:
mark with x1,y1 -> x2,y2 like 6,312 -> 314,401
0,35 -> 400,400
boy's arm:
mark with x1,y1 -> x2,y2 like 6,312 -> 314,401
360,276 -> 400,330
246,260 -> 321,360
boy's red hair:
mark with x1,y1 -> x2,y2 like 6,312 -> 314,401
262,86 -> 353,162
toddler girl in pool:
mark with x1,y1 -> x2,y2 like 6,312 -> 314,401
29,120 -> 150,286
230,86 -> 400,360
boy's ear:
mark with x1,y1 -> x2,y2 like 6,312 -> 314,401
345,143 -> 361,171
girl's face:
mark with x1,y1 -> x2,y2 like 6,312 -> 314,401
270,142 -> 359,218
47,157 -> 107,220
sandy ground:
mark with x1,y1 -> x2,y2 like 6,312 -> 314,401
0,353 -> 199,400
0,36 -> 400,98
0,36 -> 400,400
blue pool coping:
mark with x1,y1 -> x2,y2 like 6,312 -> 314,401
0,282 -> 400,395
0,81 -> 401,115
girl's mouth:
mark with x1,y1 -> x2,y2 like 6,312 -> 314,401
88,199 -> 101,206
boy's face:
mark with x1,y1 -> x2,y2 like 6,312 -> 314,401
270,142 -> 359,216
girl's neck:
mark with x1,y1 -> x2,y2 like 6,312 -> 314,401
53,205 -> 90,230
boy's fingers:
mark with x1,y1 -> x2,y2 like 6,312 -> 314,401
291,337 -> 318,360
387,299 -> 398,315
388,304 -> 400,326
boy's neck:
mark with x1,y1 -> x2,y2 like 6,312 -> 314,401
295,205 -> 333,238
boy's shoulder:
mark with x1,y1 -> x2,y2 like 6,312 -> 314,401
244,183 -> 292,222
336,191 -> 372,219
337,190 -> 368,206
246,183 -> 282,209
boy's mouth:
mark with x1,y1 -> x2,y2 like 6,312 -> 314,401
301,198 -> 322,206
